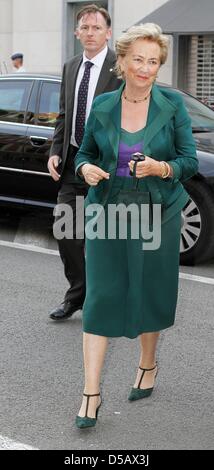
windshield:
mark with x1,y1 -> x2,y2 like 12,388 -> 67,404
180,91 -> 214,131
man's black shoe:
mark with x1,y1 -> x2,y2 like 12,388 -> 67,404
49,302 -> 82,320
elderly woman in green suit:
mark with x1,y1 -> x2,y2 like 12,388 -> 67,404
74,23 -> 198,428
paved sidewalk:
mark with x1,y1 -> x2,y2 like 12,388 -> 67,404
0,246 -> 213,450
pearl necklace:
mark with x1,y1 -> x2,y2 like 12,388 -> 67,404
123,89 -> 151,103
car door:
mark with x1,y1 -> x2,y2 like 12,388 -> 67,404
24,79 -> 61,207
0,77 -> 33,203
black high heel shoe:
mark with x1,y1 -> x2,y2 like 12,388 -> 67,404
128,363 -> 158,401
75,393 -> 102,429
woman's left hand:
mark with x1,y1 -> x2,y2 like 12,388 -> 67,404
128,156 -> 161,178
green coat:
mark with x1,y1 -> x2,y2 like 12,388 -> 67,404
74,83 -> 199,337
75,82 -> 198,222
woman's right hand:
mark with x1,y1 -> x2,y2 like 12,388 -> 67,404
80,164 -> 110,186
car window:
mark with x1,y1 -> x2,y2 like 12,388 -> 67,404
37,81 -> 60,127
0,79 -> 32,123
181,92 -> 214,130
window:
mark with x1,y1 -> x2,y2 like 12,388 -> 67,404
0,80 -> 32,123
181,91 -> 214,130
184,35 -> 214,109
37,81 -> 60,127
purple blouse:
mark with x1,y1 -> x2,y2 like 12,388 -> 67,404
116,128 -> 145,177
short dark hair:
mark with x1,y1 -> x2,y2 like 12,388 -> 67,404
76,3 -> 111,28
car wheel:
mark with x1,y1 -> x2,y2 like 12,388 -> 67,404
180,179 -> 214,265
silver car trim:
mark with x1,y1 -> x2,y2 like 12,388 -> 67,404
23,169 -> 51,177
0,166 -> 51,177
0,166 -> 23,173
0,120 -> 54,130
0,77 -> 61,82
30,136 -> 48,141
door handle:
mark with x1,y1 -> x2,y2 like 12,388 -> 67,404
29,136 -> 48,146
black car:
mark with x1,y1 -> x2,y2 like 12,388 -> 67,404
0,74 -> 60,209
0,74 -> 214,265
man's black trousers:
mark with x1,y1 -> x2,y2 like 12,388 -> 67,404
55,146 -> 88,307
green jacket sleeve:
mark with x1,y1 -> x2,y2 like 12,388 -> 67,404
170,95 -> 198,183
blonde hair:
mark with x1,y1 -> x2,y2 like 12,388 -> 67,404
115,23 -> 169,78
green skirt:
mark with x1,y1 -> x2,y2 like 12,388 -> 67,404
83,176 -> 182,339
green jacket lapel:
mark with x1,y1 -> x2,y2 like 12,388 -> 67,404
93,83 -> 125,161
93,82 -> 178,164
144,84 -> 177,154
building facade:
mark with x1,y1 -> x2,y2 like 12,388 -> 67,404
136,0 -> 214,106
0,0 -> 171,84
1,0 -> 213,103
0,0 -> 62,74
1,0 -> 213,104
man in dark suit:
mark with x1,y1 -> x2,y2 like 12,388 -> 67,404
48,4 -> 122,320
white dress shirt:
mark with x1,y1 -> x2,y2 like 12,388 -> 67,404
70,45 -> 108,147
16,66 -> 26,73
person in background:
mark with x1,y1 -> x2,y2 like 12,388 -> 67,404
74,23 -> 198,428
11,53 -> 26,73
48,4 -> 121,321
